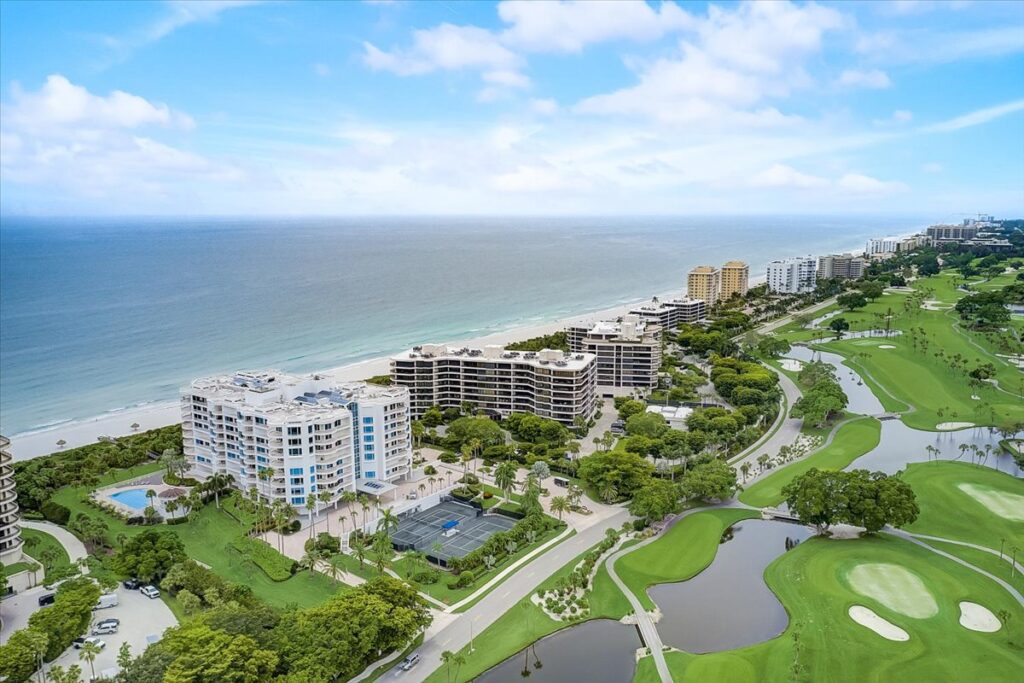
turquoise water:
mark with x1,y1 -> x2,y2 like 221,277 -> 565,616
110,489 -> 151,510
0,215 -> 924,435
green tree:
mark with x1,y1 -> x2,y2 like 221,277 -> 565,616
441,650 -> 467,683
494,460 -> 518,501
79,639 -> 103,681
680,459 -> 737,502
577,450 -> 654,502
837,292 -> 868,310
371,532 -> 392,575
159,622 -> 279,683
828,317 -> 850,339
111,530 -> 186,583
117,641 -> 133,672
549,495 -> 570,521
47,664 -> 83,683
617,399 -> 646,420
628,478 -> 680,522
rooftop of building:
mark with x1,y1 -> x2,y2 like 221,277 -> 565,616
571,315 -> 660,341
689,265 -> 719,275
767,255 -> 816,265
391,344 -> 595,370
629,296 -> 705,313
721,260 -> 748,269
646,404 -> 693,421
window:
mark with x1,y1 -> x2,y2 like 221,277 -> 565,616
287,427 -> 301,435
309,465 -> 317,473
363,417 -> 373,424
363,435 -> 374,443
291,497 -> 304,505
364,453 -> 375,461
289,467 -> 303,475
288,448 -> 302,456
364,471 -> 376,479
363,426 -> 374,434
255,417 -> 266,425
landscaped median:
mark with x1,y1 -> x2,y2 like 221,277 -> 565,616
633,534 -> 1024,683
614,508 -> 760,611
739,417 -> 882,508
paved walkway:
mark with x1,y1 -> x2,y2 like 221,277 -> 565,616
402,507 -> 630,683
21,519 -> 89,566
729,369 -> 804,477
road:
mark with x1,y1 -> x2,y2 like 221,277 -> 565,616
755,296 -> 838,335
402,507 -> 631,683
729,369 -> 804,479
21,519 -> 89,565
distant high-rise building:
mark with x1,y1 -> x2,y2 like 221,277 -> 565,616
766,257 -> 817,294
720,261 -> 749,299
687,266 -> 721,305
927,224 -> 980,243
817,253 -> 866,280
628,297 -> 706,329
866,237 -> 902,255
0,435 -> 24,564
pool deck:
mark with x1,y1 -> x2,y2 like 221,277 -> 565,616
95,477 -> 189,516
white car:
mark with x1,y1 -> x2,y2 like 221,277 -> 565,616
92,622 -> 119,635
140,585 -> 161,599
74,636 -> 106,650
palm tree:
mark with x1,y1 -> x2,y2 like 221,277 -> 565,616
349,509 -> 360,536
460,443 -> 474,477
377,507 -> 400,536
318,490 -> 333,535
549,495 -> 569,521
418,482 -> 427,499
207,473 -> 234,508
494,460 -> 517,503
115,532 -> 127,550
372,532 -> 391,575
145,488 -> 157,509
165,498 -> 179,519
358,494 -> 371,530
428,476 -> 437,493
79,639 -> 103,681
740,462 -> 751,482
441,650 -> 466,683
326,554 -> 345,584
306,493 -> 318,539
351,534 -> 368,568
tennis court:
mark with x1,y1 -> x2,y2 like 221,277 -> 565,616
391,500 -> 518,562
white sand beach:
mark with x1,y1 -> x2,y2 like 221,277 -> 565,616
7,296 -> 657,461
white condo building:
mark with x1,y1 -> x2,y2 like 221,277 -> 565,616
390,345 -> 597,426
627,297 -> 706,330
0,435 -> 24,564
566,316 -> 662,391
766,257 -> 817,294
867,236 -> 902,255
182,372 -> 412,510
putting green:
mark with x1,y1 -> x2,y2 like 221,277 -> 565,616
845,563 -> 938,618
956,484 -> 1024,522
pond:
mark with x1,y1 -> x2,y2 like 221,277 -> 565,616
648,520 -> 811,653
784,346 -> 885,416
476,619 -> 641,683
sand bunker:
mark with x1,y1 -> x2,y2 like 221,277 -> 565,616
921,300 -> 953,311
958,602 -> 1001,632
847,563 -> 938,618
879,345 -> 896,349
957,484 -> 1024,522
936,422 -> 974,431
780,359 -> 803,371
848,605 -> 910,641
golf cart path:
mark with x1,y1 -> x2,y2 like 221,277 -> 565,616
21,519 -> 89,566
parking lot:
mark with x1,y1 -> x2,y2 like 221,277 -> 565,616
1,582 -> 177,679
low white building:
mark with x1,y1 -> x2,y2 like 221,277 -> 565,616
867,236 -> 902,255
766,257 -> 817,294
182,372 -> 412,511
645,404 -> 693,430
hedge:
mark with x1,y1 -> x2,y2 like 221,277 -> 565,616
229,536 -> 297,581
40,500 -> 70,525
446,513 -> 557,574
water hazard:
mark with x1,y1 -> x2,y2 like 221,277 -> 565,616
648,520 -> 811,653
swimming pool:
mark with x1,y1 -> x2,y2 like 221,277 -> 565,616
109,488 -> 152,510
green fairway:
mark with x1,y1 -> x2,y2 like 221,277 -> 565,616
739,418 -> 882,508
634,534 -> 1024,683
615,508 -> 759,610
901,461 -> 1024,552
922,539 -> 1024,595
422,540 -> 633,683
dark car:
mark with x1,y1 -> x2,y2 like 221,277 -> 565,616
38,593 -> 56,606
122,578 -> 142,590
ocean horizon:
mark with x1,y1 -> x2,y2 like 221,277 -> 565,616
0,215 -> 925,436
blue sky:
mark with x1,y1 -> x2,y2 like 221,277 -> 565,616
1,0 -> 1022,216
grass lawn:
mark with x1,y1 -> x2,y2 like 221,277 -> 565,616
2,561 -> 32,576
901,461 -> 1024,552
423,540 -> 632,683
923,539 -> 1024,596
635,533 -> 1024,683
739,417 -> 882,508
21,527 -> 72,573
615,508 -> 759,611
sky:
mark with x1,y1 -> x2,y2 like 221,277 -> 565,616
0,0 -> 1022,216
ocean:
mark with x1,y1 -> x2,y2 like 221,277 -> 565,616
0,215 -> 924,436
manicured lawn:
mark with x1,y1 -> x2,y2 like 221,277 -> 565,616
422,539 -> 632,683
616,508 -> 759,611
739,417 -> 882,508
636,534 -> 1024,683
923,539 -> 1024,596
901,461 -> 1024,552
2,561 -> 32,576
21,527 -> 72,573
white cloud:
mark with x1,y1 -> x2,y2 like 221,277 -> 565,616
492,164 -> 590,192
313,63 -> 331,77
334,126 -> 395,146
575,1 -> 843,124
856,26 -> 1024,65
837,68 -> 892,89
922,99 -> 1024,132
3,74 -> 194,131
363,24 -> 522,76
482,70 -> 531,89
837,173 -> 908,195
530,98 -> 559,115
922,162 -> 943,173
497,0 -> 693,53
750,163 -> 828,188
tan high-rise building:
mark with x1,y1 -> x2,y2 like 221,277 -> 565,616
687,266 -> 721,305
720,261 -> 749,299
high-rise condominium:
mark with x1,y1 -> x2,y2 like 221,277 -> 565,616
182,372 -> 412,510
687,266 -> 721,305
720,261 -> 749,299
566,315 -> 662,391
766,257 -> 818,294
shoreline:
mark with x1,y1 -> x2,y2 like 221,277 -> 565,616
7,288 -> 687,461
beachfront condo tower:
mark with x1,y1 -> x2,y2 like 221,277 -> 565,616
0,435 -> 24,564
390,346 -> 597,426
720,261 -> 750,299
628,297 -> 706,330
181,372 -> 412,511
817,253 -> 866,280
766,257 -> 818,294
687,266 -> 721,305
566,315 -> 662,393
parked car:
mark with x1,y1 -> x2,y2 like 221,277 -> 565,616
122,578 -> 142,590
140,585 -> 160,599
552,476 -> 569,487
37,593 -> 56,607
96,618 -> 120,628
92,621 -> 119,635
74,636 -> 106,650
399,654 -> 421,671
95,593 -> 119,609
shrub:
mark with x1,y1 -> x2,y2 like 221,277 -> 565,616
459,473 -> 480,485
165,516 -> 189,526
305,532 -> 340,555
26,577 -> 100,661
438,452 -> 459,464
285,519 -> 302,534
229,536 -> 297,581
482,491 -> 494,500
412,570 -> 439,585
423,465 -> 438,475
40,500 -> 71,525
